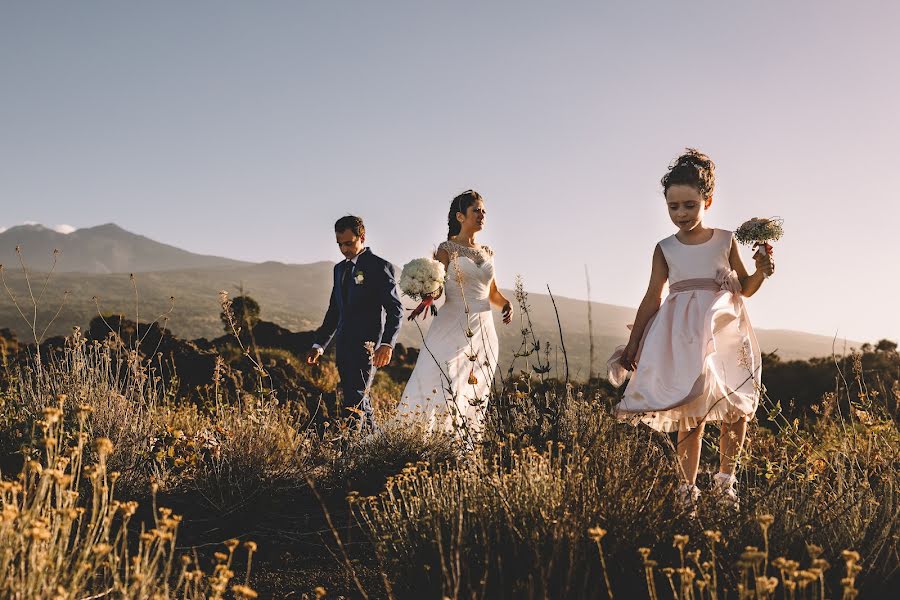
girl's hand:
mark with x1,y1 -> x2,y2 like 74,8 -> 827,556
501,302 -> 513,324
620,340 -> 639,371
753,244 -> 775,277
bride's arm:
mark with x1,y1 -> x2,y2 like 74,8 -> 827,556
489,279 -> 513,324
435,247 -> 450,268
433,247 -> 451,299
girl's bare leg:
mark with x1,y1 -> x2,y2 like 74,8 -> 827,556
719,419 -> 747,475
676,422 -> 706,485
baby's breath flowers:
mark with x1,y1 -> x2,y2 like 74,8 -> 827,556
735,216 -> 784,247
736,215 -> 783,268
736,216 -> 782,278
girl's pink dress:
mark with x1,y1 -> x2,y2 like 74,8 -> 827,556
607,229 -> 761,432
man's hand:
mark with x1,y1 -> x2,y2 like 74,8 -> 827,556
372,345 -> 393,368
306,348 -> 323,365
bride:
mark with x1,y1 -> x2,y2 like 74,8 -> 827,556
396,190 -> 513,443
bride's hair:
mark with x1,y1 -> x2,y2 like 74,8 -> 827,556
661,148 -> 716,198
447,190 -> 483,238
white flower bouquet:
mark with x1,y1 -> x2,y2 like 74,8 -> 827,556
399,257 -> 446,320
736,217 -> 783,255
736,216 -> 783,278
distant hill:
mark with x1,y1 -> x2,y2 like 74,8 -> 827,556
0,262 -> 860,380
0,223 -> 865,376
0,223 -> 250,273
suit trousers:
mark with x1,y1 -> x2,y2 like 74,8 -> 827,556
335,339 -> 377,431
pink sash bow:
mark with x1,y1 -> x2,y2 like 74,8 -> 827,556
668,268 -> 742,296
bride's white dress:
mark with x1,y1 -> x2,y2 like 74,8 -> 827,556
396,240 -> 500,440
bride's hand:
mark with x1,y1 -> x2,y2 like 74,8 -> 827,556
501,302 -> 513,324
408,296 -> 434,321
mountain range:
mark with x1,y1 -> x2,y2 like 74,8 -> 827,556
0,223 -> 249,273
0,223 -> 861,377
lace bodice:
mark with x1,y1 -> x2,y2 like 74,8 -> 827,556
436,240 -> 495,312
438,240 -> 494,266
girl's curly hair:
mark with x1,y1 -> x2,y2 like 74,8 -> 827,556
661,148 -> 716,198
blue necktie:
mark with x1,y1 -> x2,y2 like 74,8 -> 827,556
341,260 -> 353,304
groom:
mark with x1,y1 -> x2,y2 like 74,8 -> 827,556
306,215 -> 403,431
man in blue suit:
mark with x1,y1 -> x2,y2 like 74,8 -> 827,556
306,215 -> 403,431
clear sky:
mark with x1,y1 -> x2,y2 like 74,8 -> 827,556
2,1 -> 898,344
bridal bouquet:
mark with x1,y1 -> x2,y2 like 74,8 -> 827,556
399,257 -> 446,320
735,216 -> 783,256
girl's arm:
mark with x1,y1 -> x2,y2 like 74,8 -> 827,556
729,238 -> 774,298
489,279 -> 513,324
622,245 -> 668,369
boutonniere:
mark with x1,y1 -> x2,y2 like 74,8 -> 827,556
354,270 -> 365,285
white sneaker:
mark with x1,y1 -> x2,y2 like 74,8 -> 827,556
677,484 -> 701,516
713,472 -> 739,509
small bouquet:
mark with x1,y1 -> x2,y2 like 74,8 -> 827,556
735,216 -> 783,277
736,216 -> 783,255
399,257 -> 446,320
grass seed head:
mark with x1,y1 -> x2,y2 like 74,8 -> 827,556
93,437 -> 113,458
232,584 -> 258,599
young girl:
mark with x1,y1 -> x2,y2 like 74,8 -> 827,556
607,149 -> 775,504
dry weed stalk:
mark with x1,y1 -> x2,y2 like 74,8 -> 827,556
0,394 -> 259,598
347,361 -> 897,598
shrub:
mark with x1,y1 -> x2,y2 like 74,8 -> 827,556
349,386 -> 898,598
0,395 -> 260,598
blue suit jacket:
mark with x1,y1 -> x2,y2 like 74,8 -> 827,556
313,248 -> 403,351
